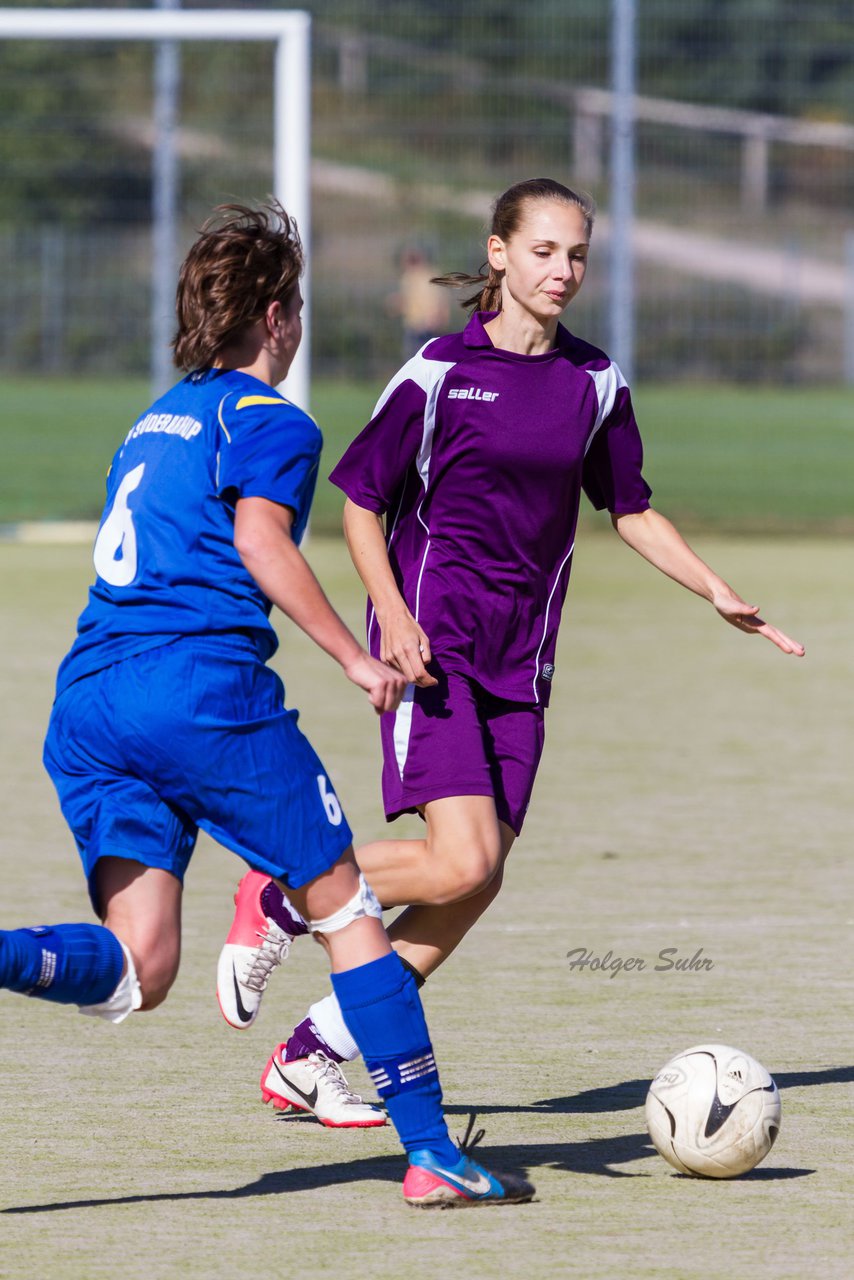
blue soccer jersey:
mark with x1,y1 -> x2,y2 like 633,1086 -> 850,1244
56,369 -> 321,695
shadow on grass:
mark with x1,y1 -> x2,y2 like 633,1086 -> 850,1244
771,1066 -> 854,1090
5,1067 -> 837,1214
439,1063 -> 854,1118
2,1129 -> 814,1215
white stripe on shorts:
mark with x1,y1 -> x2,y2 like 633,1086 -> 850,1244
393,684 -> 416,780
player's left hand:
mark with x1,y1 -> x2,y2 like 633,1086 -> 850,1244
712,591 -> 805,656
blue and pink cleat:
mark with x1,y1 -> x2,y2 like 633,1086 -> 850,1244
403,1118 -> 535,1208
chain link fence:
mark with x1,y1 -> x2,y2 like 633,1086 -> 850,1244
1,0 -> 852,385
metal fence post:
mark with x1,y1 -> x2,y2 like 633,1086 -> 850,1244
151,0 -> 181,400
610,0 -> 636,386
844,232 -> 854,386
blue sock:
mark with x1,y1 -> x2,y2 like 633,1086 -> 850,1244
0,923 -> 124,1006
331,952 -> 458,1166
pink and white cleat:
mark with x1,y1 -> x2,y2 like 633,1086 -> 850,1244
216,872 -> 292,1029
260,1045 -> 387,1127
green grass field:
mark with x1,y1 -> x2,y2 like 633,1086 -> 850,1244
1,376 -> 852,534
1,532 -> 852,1280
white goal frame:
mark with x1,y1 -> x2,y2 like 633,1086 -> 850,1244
0,8 -> 312,408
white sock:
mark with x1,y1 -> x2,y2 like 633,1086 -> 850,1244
308,992 -> 360,1062
78,944 -> 143,1024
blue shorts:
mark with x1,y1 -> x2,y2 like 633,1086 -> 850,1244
43,635 -> 353,909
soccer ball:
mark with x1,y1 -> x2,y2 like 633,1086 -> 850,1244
645,1043 -> 781,1178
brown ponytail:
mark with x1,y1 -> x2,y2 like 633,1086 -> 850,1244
432,178 -> 595,316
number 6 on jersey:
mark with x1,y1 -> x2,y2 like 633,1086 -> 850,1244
93,463 -> 145,587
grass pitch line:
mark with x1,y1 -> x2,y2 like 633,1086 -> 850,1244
0,521 -> 98,544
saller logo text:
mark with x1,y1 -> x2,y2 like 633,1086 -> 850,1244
448,388 -> 500,401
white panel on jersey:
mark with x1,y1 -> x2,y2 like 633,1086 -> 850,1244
584,361 -> 628,454
370,345 -> 455,494
370,342 -> 456,417
373,345 -> 456,624
392,683 -> 417,779
415,373 -> 449,495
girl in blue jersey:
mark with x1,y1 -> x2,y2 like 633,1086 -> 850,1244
221,180 -> 804,1109
0,202 -> 533,1209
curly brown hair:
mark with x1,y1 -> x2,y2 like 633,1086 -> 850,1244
432,178 -> 595,316
172,200 -> 304,371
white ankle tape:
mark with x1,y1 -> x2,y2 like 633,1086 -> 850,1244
78,944 -> 143,1024
308,873 -> 382,935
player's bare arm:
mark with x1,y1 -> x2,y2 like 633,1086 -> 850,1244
342,497 -> 438,687
612,507 -> 805,657
234,495 -> 407,712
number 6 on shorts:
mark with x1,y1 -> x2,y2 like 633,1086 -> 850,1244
317,774 -> 343,826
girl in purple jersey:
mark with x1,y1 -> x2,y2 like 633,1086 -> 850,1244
217,180 -> 804,1115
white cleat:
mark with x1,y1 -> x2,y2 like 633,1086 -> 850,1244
260,1047 -> 387,1128
217,872 -> 292,1029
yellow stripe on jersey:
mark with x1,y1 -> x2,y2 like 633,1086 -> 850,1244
235,395 -> 289,410
235,394 -> 320,430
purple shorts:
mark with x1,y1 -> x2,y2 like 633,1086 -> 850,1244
380,669 -> 545,836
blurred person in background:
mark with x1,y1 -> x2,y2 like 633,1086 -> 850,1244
387,245 -> 452,359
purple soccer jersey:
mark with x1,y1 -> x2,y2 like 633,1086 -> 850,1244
330,311 -> 651,707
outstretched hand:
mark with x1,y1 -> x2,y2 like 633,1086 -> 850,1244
611,508 -> 805,658
712,591 -> 805,656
